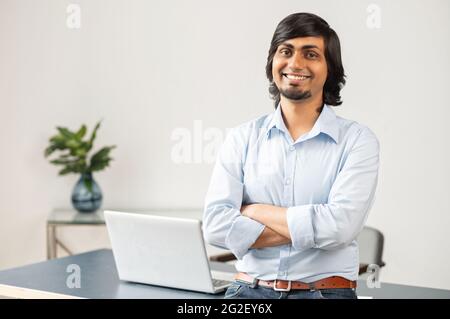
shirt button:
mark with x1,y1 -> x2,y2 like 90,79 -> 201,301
285,178 -> 291,185
289,145 -> 295,151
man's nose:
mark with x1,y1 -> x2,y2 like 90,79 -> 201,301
289,52 -> 306,70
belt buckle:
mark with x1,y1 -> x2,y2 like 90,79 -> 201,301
273,279 -> 291,292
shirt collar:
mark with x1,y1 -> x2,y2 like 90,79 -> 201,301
267,103 -> 340,144
267,103 -> 289,135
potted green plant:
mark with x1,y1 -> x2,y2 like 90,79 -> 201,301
44,120 -> 116,213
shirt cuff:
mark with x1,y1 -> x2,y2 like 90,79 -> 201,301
286,205 -> 316,251
225,215 -> 265,259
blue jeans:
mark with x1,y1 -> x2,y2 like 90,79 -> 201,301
224,281 -> 357,299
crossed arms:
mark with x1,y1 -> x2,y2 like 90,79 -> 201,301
202,126 -> 380,259
240,204 -> 291,249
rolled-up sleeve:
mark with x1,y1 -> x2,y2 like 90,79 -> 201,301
287,127 -> 380,252
203,128 -> 265,259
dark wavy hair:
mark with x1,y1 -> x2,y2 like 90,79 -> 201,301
266,13 -> 346,108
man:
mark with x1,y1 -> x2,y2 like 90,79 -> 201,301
203,12 -> 379,299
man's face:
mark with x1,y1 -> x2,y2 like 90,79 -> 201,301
272,36 -> 328,103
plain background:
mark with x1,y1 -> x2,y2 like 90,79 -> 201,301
1,0 -> 449,290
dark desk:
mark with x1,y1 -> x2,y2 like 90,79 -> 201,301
0,249 -> 449,299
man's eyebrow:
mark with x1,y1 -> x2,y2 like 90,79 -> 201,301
279,43 -> 321,50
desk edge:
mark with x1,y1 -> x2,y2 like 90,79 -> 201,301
0,284 -> 83,299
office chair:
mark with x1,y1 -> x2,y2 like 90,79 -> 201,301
356,226 -> 386,275
209,226 -> 386,276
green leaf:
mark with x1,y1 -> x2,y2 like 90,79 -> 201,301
90,158 -> 113,172
89,145 -> 116,172
58,166 -> 76,175
50,134 -> 66,144
50,158 -> 76,165
44,145 -> 58,157
45,134 -> 68,157
65,139 -> 80,149
75,125 -> 87,141
75,148 -> 87,157
57,127 -> 75,139
86,121 -> 102,152
91,146 -> 115,161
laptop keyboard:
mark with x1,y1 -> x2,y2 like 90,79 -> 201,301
212,279 -> 231,287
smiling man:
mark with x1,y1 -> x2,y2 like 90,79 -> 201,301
203,13 -> 380,299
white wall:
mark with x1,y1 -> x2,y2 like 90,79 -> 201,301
1,0 -> 449,290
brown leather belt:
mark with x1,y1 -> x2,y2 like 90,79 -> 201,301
234,272 -> 357,292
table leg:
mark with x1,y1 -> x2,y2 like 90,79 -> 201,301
46,224 -> 57,259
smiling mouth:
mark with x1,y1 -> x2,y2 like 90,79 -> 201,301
282,73 -> 311,80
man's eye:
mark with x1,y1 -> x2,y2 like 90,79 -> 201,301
280,49 -> 291,56
306,52 -> 319,59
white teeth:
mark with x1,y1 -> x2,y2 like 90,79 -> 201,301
284,74 -> 309,80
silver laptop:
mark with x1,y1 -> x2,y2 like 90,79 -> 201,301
104,210 -> 232,294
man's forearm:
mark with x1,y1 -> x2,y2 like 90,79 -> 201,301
251,226 -> 291,249
242,204 -> 291,239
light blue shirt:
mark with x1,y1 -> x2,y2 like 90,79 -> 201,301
202,104 -> 380,282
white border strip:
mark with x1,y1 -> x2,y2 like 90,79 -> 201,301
0,284 -> 83,299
